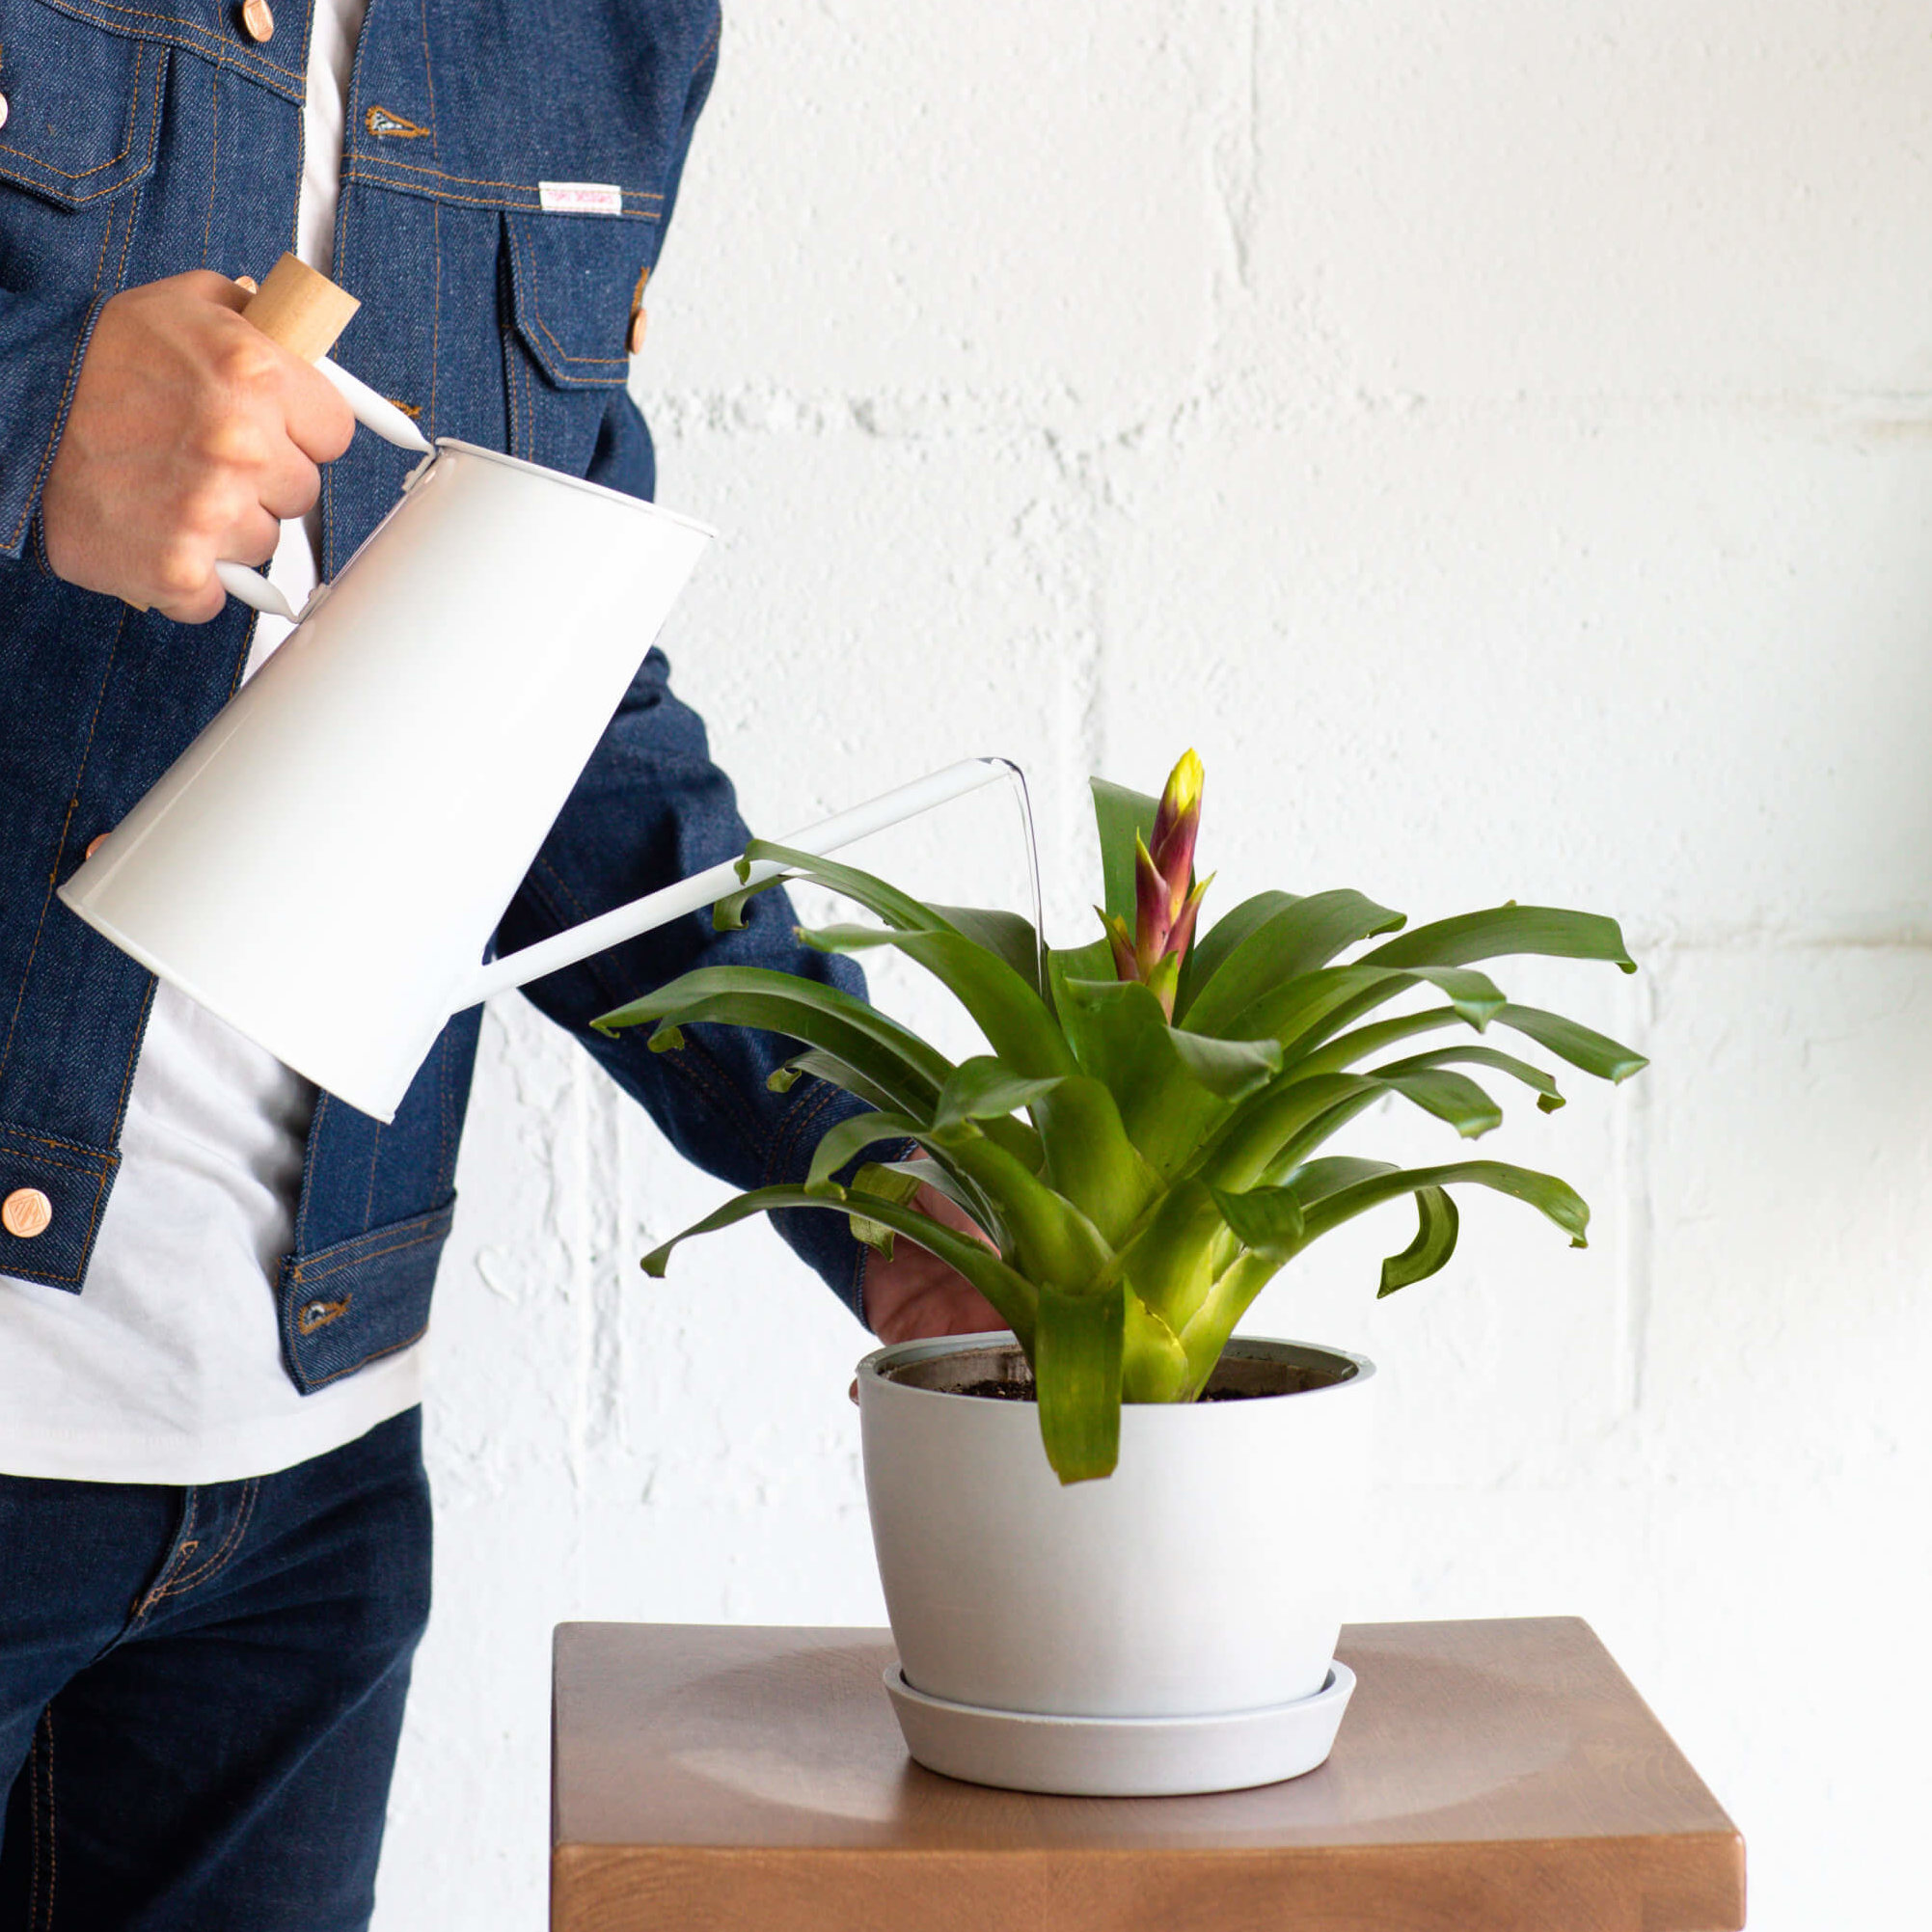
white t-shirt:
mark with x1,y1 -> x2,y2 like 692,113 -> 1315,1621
0,0 -> 424,1485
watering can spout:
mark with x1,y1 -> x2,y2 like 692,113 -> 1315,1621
455,758 -> 1010,1012
54,248 -> 1023,1124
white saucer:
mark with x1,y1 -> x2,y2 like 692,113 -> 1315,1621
884,1660 -> 1356,1797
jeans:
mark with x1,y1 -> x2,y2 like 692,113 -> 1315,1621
0,1409 -> 430,1930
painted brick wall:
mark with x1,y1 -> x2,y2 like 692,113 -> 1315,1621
375,7 -> 1931,1923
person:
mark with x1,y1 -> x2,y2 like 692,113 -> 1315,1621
0,1 -> 993,1922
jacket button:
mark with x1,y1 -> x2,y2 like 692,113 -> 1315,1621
0,95 -> 10,135
628,309 -> 647,355
85,833 -> 109,860
2,1189 -> 53,1239
240,0 -> 275,43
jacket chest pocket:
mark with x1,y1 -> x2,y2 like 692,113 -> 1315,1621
500,208 -> 654,476
0,0 -> 166,210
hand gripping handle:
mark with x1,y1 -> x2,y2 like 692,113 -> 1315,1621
214,255 -> 431,621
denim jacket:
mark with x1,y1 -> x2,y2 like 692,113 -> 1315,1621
0,0 -> 876,1392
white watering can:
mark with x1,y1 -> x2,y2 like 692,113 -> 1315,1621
59,257 -> 1008,1122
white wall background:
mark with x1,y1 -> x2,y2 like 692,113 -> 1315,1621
376,5 -> 1932,1924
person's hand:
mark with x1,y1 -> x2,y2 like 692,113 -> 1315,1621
861,1183 -> 1004,1344
41,272 -> 355,622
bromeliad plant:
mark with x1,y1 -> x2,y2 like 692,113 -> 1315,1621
594,753 -> 1646,1484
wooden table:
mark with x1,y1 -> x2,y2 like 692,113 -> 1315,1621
551,1618 -> 1745,1931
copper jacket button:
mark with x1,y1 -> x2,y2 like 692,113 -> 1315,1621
240,0 -> 275,43
2,1189 -> 53,1239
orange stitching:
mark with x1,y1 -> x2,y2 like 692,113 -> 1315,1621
341,167 -> 659,218
36,1705 -> 54,1932
26,1708 -> 41,1932
510,214 -> 630,369
417,0 -> 439,159
767,1075 -> 841,1187
291,1203 -> 452,1262
296,1295 -> 349,1333
353,152 -> 660,197
3,144 -> 120,553
0,594 -> 128,1070
0,42 -> 142,179
300,1322 -> 429,1389
365,104 -> 430,139
0,1128 -> 110,1159
427,198 -> 441,433
0,1149 -> 113,1181
43,0 -> 304,82
363,1121 -> 383,1226
200,57 -> 217,261
291,1094 -> 330,1252
150,1478 -> 257,1599
106,969 -> 156,1147
135,1490 -> 198,1617
287,1217 -> 452,1285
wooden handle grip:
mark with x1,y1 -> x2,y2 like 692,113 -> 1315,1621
241,254 -> 359,363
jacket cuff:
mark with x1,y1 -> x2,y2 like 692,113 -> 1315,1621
761,1081 -> 910,1330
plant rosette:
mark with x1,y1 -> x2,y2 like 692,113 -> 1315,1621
596,751 -> 1646,1794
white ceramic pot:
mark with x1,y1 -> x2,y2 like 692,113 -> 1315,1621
857,1333 -> 1375,1724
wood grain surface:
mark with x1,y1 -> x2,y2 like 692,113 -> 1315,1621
551,1618 -> 1745,1932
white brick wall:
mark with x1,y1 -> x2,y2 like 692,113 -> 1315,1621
376,7 -> 1932,1922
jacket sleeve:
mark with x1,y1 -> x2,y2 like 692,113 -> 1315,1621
493,644 -> 881,1325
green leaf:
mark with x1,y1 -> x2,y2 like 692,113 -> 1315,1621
1181,890 -> 1409,1038
1208,1183 -> 1305,1259
1364,904 -> 1637,975
593,966 -> 955,1120
1196,1073 -> 1383,1193
934,1057 -> 1066,1132
797,924 -> 1078,1081
768,1048 -> 901,1117
1164,1025 -> 1288,1098
1294,1006 -> 1472,1076
805,1111 -> 927,1190
931,905 -> 1047,1001
1035,1282 -> 1125,1483
1374,1045 -> 1565,1112
1228,964 -> 1506,1053
1030,1074 -> 1162,1243
741,840 -> 958,937
1495,1004 -> 1648,1083
1090,778 -> 1159,928
1293,1157 -> 1591,1251
640,1184 -> 1040,1346
1377,1185 -> 1459,1295
847,1161 -> 923,1257
1175,890 -> 1301,1022
711,872 -> 787,932
1284,1155 -> 1400,1207
1377,1066 -> 1505,1139
867,1156 -> 1005,1248
1122,1293 -> 1191,1403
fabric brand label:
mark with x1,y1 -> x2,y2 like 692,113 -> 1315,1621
538,180 -> 623,216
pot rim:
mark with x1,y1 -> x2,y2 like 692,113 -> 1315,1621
857,1330 -> 1375,1408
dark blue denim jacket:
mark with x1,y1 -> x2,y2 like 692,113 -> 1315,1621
0,0 -> 876,1392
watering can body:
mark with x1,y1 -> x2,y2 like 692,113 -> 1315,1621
60,440 -> 714,1122
59,435 -> 1010,1123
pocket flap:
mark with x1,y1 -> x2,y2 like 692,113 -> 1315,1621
277,1198 -> 456,1395
503,208 -> 653,390
0,5 -> 166,208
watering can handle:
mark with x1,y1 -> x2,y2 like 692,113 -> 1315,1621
214,255 -> 433,622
